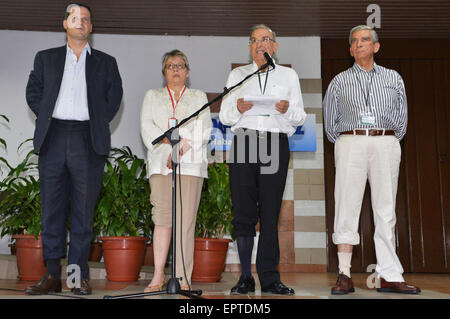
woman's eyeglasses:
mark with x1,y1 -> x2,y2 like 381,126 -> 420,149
165,63 -> 186,70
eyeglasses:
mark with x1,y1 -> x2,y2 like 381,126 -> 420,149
165,63 -> 186,70
249,36 -> 275,45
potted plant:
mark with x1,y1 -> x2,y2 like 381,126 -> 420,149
192,162 -> 234,282
97,146 -> 151,282
0,139 -> 46,280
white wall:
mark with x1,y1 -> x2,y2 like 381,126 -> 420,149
0,29 -> 320,253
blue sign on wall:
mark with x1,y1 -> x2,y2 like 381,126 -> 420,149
209,113 -> 317,152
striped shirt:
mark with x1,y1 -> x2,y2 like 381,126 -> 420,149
323,62 -> 407,143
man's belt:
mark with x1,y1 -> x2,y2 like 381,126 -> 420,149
340,129 -> 395,136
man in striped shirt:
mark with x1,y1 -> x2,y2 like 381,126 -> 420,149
323,25 -> 420,295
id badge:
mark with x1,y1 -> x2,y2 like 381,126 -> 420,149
168,117 -> 178,128
360,112 -> 375,126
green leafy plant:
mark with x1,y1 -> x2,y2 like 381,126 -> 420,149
0,114 -> 10,177
0,139 -> 41,238
96,146 -> 153,239
195,162 -> 234,238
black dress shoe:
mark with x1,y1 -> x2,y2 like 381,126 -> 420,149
24,274 -> 62,295
261,281 -> 295,295
230,276 -> 255,295
71,278 -> 92,295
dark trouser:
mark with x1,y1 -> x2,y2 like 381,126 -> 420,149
39,119 -> 106,279
229,129 -> 290,287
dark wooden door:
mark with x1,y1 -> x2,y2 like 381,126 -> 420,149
322,39 -> 450,273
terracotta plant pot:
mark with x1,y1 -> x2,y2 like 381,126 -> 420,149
100,236 -> 148,282
12,235 -> 47,281
88,242 -> 103,262
192,237 -> 231,283
143,243 -> 154,267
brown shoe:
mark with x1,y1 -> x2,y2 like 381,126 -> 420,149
25,274 -> 62,295
72,278 -> 92,295
377,278 -> 421,294
331,274 -> 355,295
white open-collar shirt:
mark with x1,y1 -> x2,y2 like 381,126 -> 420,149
219,61 -> 306,136
52,43 -> 91,121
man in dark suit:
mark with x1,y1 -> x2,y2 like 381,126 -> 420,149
25,4 -> 123,295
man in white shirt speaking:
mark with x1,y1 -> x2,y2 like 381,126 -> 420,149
220,24 -> 306,295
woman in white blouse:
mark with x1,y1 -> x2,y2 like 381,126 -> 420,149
140,50 -> 211,292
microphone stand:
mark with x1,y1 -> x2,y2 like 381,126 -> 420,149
103,61 -> 273,300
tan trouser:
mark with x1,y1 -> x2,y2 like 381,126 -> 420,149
332,135 -> 404,282
150,174 -> 203,285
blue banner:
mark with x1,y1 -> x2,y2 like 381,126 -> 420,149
209,113 -> 317,152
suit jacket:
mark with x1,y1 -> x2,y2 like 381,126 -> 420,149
26,45 -> 123,156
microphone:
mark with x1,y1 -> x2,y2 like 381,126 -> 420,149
264,52 -> 275,69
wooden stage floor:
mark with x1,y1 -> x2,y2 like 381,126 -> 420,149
0,272 -> 448,300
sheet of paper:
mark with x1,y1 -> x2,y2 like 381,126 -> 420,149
242,95 -> 280,116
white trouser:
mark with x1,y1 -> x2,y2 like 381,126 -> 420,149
332,135 -> 405,282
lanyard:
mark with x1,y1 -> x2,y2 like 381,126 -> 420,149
166,85 -> 186,116
356,71 -> 374,112
257,70 -> 269,95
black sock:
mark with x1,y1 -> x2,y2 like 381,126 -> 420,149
236,236 -> 254,278
46,259 -> 61,279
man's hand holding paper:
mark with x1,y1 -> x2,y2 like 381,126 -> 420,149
237,98 -> 254,113
275,99 -> 289,114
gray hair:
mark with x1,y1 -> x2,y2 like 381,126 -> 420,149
250,24 -> 277,42
161,49 -> 190,76
349,25 -> 379,45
